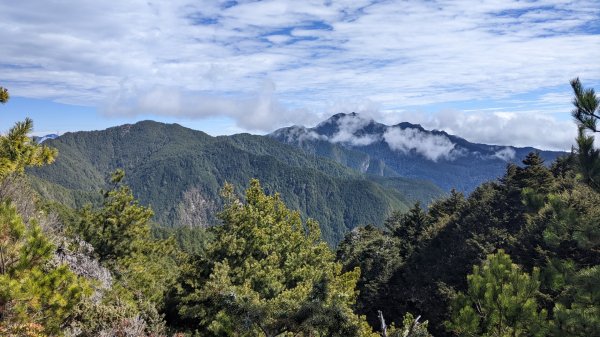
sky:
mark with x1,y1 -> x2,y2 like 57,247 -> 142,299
1,0 -> 599,151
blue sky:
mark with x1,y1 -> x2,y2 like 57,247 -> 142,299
1,0 -> 599,150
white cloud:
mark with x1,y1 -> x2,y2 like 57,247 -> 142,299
102,80 -> 320,131
383,127 -> 463,162
494,147 -> 517,161
390,109 -> 577,151
328,114 -> 380,146
273,125 -> 326,143
0,0 -> 599,136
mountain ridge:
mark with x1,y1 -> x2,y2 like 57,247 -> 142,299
27,120 -> 443,244
270,113 -> 566,191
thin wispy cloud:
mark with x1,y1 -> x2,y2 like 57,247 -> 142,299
0,0 -> 599,148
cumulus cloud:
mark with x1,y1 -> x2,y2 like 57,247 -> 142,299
102,81 -> 320,131
327,114 -> 381,146
391,109 -> 577,151
494,147 -> 516,161
0,0 -> 599,135
383,127 -> 463,162
274,125 -> 326,143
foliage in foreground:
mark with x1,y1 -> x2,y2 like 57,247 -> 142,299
0,201 -> 90,336
446,250 -> 548,337
174,179 -> 377,336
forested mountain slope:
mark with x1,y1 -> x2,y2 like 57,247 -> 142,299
27,120 -> 442,244
270,113 -> 566,191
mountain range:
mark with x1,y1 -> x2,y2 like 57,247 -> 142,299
27,114 -> 565,244
27,120 -> 441,244
270,112 -> 565,191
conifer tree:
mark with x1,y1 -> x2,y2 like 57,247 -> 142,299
0,86 -> 57,178
0,118 -> 57,179
0,86 -> 8,104
446,250 -> 548,337
385,202 -> 429,257
0,86 -> 87,335
570,78 -> 600,190
0,201 -> 90,336
336,225 -> 402,314
571,78 -> 599,134
574,128 -> 600,190
519,152 -> 553,193
76,169 -> 154,263
177,179 -> 377,337
552,265 -> 600,336
427,189 -> 465,222
71,169 -> 181,335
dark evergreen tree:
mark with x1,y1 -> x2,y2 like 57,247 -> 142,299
427,189 -> 465,223
518,152 -> 554,194
337,225 -> 402,315
385,202 -> 429,258
571,78 -> 599,133
570,78 -> 600,190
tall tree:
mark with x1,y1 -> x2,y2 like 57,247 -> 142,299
570,78 -> 600,190
571,78 -> 600,134
337,225 -> 402,315
75,169 -> 154,263
70,169 -> 181,335
0,86 -> 87,335
177,179 -> 377,337
385,202 -> 430,258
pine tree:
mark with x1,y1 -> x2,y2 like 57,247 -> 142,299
0,118 -> 57,179
570,78 -> 600,191
427,189 -> 465,222
571,78 -> 599,134
336,225 -> 402,314
70,169 -> 181,335
177,179 -> 377,337
385,202 -> 429,257
75,169 -> 154,263
0,201 -> 90,336
574,127 -> 600,190
446,250 -> 548,337
552,265 -> 600,336
0,87 -> 86,335
535,182 -> 600,336
519,152 -> 553,192
0,86 -> 8,104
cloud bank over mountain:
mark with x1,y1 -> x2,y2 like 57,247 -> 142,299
383,128 -> 463,162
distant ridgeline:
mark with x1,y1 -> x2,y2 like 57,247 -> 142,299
270,113 -> 565,192
27,121 -> 442,245
27,115 -> 564,244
